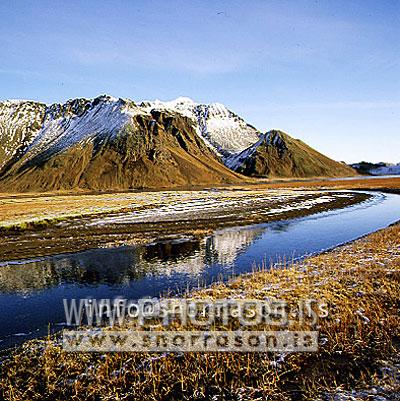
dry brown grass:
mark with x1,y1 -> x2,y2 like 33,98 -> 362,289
0,188 -> 338,229
1,176 -> 399,229
1,223 -> 399,400
0,192 -> 155,228
240,176 -> 400,191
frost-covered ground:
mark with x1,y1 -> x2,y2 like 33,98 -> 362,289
86,190 -> 352,227
0,189 -> 353,229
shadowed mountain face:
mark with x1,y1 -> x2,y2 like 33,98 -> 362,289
143,97 -> 261,159
0,96 -> 355,192
226,130 -> 356,178
0,100 -> 47,172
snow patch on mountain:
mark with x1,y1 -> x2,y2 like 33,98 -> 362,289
225,137 -> 263,170
21,96 -> 146,162
143,98 -> 261,158
370,163 -> 400,175
1,94 -> 263,171
0,100 -> 46,169
225,131 -> 286,170
195,103 -> 260,157
148,97 -> 196,119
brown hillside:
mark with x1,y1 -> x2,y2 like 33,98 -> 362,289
230,130 -> 356,178
0,111 -> 245,192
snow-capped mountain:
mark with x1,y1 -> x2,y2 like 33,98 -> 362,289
20,96 -> 145,163
0,94 -> 356,192
0,95 -> 245,191
370,163 -> 400,175
0,95 -> 261,171
350,162 -> 400,176
142,97 -> 261,158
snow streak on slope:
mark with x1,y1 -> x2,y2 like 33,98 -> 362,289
369,163 -> 400,175
23,95 -> 146,162
225,131 -> 285,170
1,95 -> 263,172
0,101 -> 46,170
143,97 -> 261,158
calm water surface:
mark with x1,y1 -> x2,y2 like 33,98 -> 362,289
0,191 -> 399,349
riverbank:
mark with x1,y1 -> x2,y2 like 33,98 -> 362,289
0,189 -> 367,261
255,175 -> 400,192
1,176 -> 399,262
1,221 -> 399,400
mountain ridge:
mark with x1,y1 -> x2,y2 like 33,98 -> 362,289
350,161 -> 400,176
0,94 -> 355,192
0,95 -> 247,191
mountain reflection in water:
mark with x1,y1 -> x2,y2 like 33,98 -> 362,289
1,191 -> 400,349
0,227 -> 264,295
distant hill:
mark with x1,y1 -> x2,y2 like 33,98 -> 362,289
0,95 -> 355,192
350,161 -> 400,176
225,130 -> 356,178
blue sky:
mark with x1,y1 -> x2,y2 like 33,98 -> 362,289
1,0 -> 399,163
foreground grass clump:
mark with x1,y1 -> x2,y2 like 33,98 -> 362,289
1,224 -> 400,400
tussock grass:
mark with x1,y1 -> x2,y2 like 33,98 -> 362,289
1,176 -> 399,229
0,216 -> 72,232
1,224 -> 400,400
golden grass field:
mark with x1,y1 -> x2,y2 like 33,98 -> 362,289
1,176 -> 399,229
0,188 -> 314,229
255,176 -> 400,191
